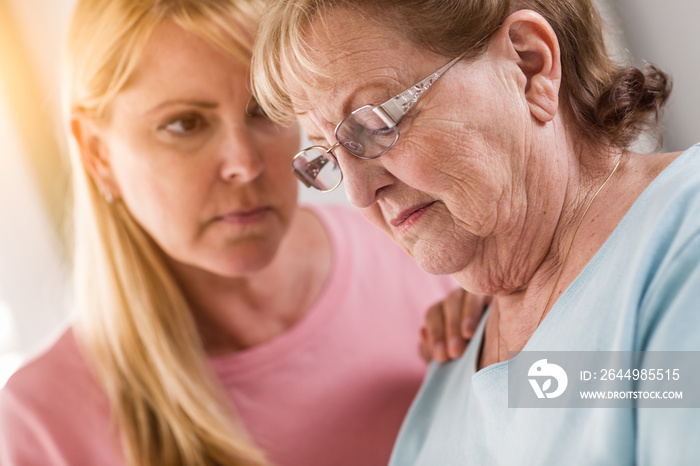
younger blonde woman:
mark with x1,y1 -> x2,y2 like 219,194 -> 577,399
0,1 -> 475,465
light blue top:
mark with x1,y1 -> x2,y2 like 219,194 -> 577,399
390,145 -> 700,466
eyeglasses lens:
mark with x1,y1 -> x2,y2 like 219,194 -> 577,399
292,146 -> 342,191
335,106 -> 399,159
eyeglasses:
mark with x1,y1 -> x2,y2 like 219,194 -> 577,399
292,52 -> 467,192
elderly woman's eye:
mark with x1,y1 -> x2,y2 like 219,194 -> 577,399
159,114 -> 206,135
371,126 -> 394,136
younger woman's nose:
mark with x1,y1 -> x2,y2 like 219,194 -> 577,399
219,126 -> 264,183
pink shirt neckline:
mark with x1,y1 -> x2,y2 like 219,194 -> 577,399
209,205 -> 348,381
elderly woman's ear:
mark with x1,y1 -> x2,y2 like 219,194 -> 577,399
493,9 -> 562,123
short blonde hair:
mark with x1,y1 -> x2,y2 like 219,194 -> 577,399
65,1 -> 269,465
253,0 -> 671,150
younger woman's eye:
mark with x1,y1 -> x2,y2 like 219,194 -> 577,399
159,114 -> 206,135
246,99 -> 271,120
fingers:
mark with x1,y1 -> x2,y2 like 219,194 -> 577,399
422,288 -> 464,362
460,293 -> 491,339
418,327 -> 432,363
424,303 -> 449,362
442,288 -> 468,359
421,289 -> 491,363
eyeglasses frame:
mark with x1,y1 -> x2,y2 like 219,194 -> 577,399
293,51 -> 468,192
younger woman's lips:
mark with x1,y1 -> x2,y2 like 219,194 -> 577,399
217,206 -> 271,224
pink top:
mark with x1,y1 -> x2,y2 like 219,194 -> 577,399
0,205 -> 457,465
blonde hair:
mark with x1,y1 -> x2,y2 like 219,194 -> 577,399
65,1 -> 269,464
253,0 -> 671,150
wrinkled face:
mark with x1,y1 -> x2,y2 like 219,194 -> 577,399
291,10 -> 537,289
99,21 -> 300,277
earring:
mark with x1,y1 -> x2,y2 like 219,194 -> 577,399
102,189 -> 114,204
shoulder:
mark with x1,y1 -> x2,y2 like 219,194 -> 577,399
0,328 -> 112,463
302,202 -> 458,300
302,203 -> 407,265
620,145 -> 700,258
2,328 -> 92,399
303,203 -> 389,241
639,146 -> 700,262
645,144 -> 700,211
302,202 -> 431,272
629,145 -> 700,350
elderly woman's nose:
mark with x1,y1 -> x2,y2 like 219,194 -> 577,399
219,126 -> 264,182
336,150 -> 392,208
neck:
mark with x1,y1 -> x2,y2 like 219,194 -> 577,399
479,143 -> 629,367
477,146 -> 681,370
167,207 -> 332,356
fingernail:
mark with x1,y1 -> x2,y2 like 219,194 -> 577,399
462,318 -> 477,337
434,342 -> 447,362
448,337 -> 465,359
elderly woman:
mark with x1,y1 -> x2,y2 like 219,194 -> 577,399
253,0 -> 700,464
0,1 -> 479,465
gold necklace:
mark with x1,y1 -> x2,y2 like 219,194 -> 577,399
495,155 -> 623,363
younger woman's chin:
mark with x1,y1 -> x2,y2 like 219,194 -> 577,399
209,245 -> 281,277
167,242 -> 282,280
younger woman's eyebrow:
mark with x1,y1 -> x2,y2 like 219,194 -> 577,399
144,99 -> 218,115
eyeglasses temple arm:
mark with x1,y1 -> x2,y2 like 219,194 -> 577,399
294,154 -> 329,186
374,53 -> 467,128
293,167 -> 313,188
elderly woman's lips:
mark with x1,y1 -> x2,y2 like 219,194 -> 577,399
391,201 -> 436,231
